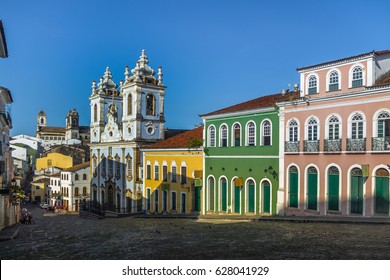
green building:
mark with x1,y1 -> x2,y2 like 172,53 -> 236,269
200,92 -> 295,216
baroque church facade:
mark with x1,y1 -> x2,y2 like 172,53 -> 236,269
89,50 -> 167,213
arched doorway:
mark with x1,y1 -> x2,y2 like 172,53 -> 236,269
220,178 -> 227,212
162,190 -> 168,212
350,168 -> 363,215
375,168 -> 389,215
154,189 -> 159,213
307,167 -> 318,210
289,166 -> 299,208
107,185 -> 114,210
208,177 -> 215,211
261,180 -> 271,213
328,166 -> 340,211
247,179 -> 255,213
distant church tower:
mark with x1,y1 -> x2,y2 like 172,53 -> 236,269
37,110 -> 47,128
65,108 -> 80,140
89,50 -> 166,214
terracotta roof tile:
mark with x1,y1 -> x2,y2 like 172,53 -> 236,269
144,126 -> 203,149
64,161 -> 90,172
200,91 -> 299,117
38,126 -> 65,133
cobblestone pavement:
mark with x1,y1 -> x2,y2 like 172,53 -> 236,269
1,203 -> 390,260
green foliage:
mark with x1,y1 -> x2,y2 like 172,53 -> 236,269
186,138 -> 203,148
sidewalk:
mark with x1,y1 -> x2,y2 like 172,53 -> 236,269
0,223 -> 23,241
137,213 -> 390,224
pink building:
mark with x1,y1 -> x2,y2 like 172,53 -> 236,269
278,50 -> 390,217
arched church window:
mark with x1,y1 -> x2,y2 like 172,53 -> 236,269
127,94 -> 132,115
146,94 -> 156,116
93,104 -> 97,122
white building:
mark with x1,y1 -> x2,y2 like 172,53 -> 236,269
90,50 -> 167,214
61,162 -> 90,212
48,173 -> 61,207
10,134 -> 43,151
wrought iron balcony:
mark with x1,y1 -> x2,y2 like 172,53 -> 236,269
285,141 -> 299,153
372,137 -> 390,151
324,139 -> 342,153
346,138 -> 366,152
304,140 -> 319,153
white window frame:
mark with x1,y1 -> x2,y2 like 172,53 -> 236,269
246,121 -> 256,146
260,119 -> 272,146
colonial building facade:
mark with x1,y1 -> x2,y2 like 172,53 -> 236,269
278,50 -> 390,217
90,50 -> 167,214
142,127 -> 203,214
200,93 -> 297,216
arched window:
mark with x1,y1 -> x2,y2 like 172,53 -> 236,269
308,75 -> 317,94
352,67 -> 363,87
328,115 -> 340,140
127,94 -> 132,115
101,156 -> 106,178
307,118 -> 318,141
74,187 -> 79,196
262,120 -> 271,146
93,104 -> 97,122
126,157 -> 132,177
75,174 -> 79,181
83,187 -> 87,196
208,126 -> 216,147
329,71 -> 339,91
108,157 -> 113,178
220,125 -> 228,147
288,120 -> 298,142
246,121 -> 256,146
351,113 -> 364,139
146,94 -> 156,116
377,111 -> 390,138
233,123 -> 241,147
83,174 -> 87,180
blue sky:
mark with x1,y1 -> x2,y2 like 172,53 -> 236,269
1,0 -> 390,136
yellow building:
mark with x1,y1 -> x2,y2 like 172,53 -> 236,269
36,152 -> 73,171
31,178 -> 50,203
142,127 -> 203,214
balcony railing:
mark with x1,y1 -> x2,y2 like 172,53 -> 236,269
346,138 -> 366,152
304,140 -> 319,153
285,141 -> 300,153
324,139 -> 342,153
372,137 -> 390,151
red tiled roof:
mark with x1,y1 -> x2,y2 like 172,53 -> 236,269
200,91 -> 299,118
38,126 -> 65,133
64,161 -> 90,172
144,126 -> 203,149
297,50 -> 390,71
